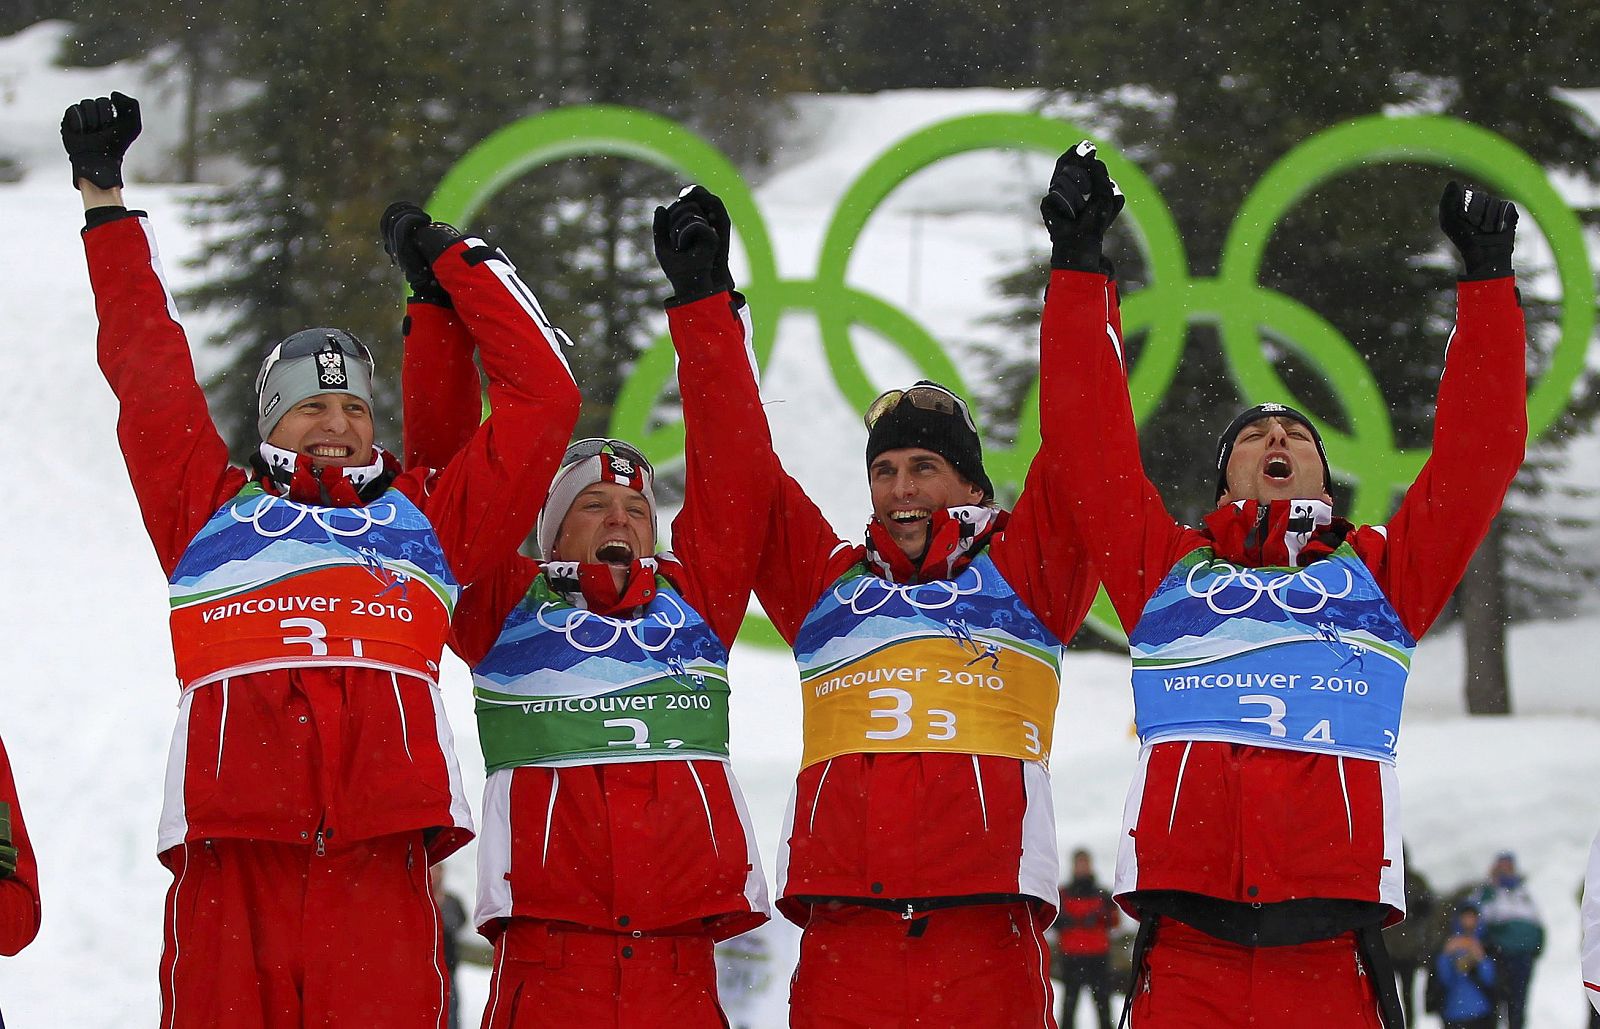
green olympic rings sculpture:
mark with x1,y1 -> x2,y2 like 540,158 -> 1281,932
429,105 -> 1594,642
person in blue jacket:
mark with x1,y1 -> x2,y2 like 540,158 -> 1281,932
1436,906 -> 1498,1029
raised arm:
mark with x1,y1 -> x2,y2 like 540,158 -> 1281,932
1034,143 -> 1191,631
68,93 -> 245,574
1357,184 -> 1528,638
406,220 -> 582,587
400,301 -> 481,470
753,471 -> 863,645
385,202 -> 488,471
653,187 -> 780,645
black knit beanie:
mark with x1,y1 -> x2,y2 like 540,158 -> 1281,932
1214,402 -> 1332,500
865,380 -> 994,501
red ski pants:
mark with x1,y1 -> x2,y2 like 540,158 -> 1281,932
1128,917 -> 1384,1028
158,832 -> 448,1029
789,901 -> 1057,1029
480,918 -> 726,1028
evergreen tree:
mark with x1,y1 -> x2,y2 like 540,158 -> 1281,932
56,0 -> 236,182
61,0 -> 793,467
788,0 -> 1057,91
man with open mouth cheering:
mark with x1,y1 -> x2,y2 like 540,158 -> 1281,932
401,186 -> 773,1028
745,226 -> 1101,1028
1038,141 -> 1527,1028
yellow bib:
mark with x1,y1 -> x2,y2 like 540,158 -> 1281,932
793,555 -> 1063,768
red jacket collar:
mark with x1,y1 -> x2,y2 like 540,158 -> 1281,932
254,444 -> 397,508
864,506 -> 1007,583
1202,499 -> 1352,567
542,556 -> 681,617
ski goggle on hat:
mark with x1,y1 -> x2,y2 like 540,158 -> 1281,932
558,437 -> 654,477
254,327 -> 375,440
537,437 -> 659,559
863,382 -> 977,434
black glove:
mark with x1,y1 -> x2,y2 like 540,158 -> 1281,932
381,201 -> 460,306
1040,140 -> 1125,273
654,185 -> 734,305
61,91 -> 142,190
1440,181 -> 1517,280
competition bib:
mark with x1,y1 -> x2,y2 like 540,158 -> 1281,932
471,575 -> 730,771
1130,545 -> 1415,763
168,484 -> 458,689
793,554 -> 1063,769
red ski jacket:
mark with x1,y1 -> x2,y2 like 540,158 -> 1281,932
0,733 -> 40,956
1054,880 -> 1120,957
86,212 -> 575,859
752,320 -> 1099,924
407,292 -> 772,941
1040,269 -> 1526,940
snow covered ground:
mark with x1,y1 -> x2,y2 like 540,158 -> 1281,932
3,18 -> 1600,1027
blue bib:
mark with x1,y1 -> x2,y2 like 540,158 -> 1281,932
471,574 -> 731,771
1129,545 -> 1415,764
168,483 -> 458,687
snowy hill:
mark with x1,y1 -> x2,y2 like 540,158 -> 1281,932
4,18 -> 1600,1027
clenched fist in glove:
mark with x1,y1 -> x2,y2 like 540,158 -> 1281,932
1040,139 -> 1125,274
1440,181 -> 1517,280
653,185 -> 735,306
61,91 -> 142,190
381,201 -> 464,306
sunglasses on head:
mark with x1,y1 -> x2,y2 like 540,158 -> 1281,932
561,437 -> 654,476
255,328 -> 374,393
863,383 -> 977,434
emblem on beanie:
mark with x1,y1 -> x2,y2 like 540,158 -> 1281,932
607,455 -> 634,476
1259,402 -> 1286,413
262,392 -> 281,419
316,350 -> 348,388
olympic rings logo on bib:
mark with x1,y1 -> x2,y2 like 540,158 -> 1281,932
1184,559 -> 1355,616
534,591 -> 690,654
832,568 -> 984,616
229,491 -> 399,539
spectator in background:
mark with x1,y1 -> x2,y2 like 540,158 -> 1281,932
1435,906 -> 1497,1029
1471,851 -> 1544,1029
432,864 -> 469,1029
1053,849 -> 1120,1029
1385,849 -> 1436,1023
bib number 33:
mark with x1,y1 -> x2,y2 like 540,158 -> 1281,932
865,687 -> 1043,756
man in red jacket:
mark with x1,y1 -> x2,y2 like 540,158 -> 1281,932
400,187 -> 772,1028
1054,849 -> 1120,1029
66,93 -> 576,1027
749,240 -> 1100,1024
1037,142 -> 1527,1028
